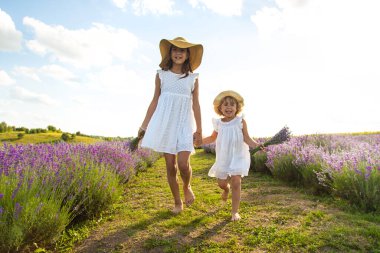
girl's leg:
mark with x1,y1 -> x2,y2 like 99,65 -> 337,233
217,178 -> 230,201
177,151 -> 195,206
230,175 -> 242,221
164,153 -> 183,213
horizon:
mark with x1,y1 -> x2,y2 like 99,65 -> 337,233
1,120 -> 379,139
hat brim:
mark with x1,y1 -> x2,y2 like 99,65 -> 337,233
159,39 -> 203,71
213,90 -> 244,115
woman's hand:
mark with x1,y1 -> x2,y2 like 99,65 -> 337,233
138,127 -> 146,139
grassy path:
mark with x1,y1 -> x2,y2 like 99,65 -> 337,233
74,150 -> 380,253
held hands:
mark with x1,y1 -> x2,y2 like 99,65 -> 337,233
193,132 -> 202,147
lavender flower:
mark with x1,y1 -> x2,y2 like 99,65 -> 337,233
250,126 -> 291,155
129,129 -> 145,152
14,202 -> 22,219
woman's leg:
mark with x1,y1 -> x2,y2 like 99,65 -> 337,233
164,153 -> 183,213
230,175 -> 242,221
177,151 -> 195,206
217,178 -> 230,201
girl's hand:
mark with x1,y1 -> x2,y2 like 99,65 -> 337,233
193,132 -> 202,147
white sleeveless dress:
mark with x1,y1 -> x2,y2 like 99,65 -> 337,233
208,116 -> 251,179
141,69 -> 199,154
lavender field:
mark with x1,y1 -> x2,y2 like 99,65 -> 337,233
205,133 -> 380,212
1,133 -> 379,252
0,141 -> 159,252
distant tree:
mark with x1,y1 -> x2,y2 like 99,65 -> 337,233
61,133 -> 70,141
76,131 -> 81,136
15,127 -> 28,132
47,125 -> 57,132
17,133 -> 24,139
0,122 -> 7,133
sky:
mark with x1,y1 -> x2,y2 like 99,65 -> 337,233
1,0 -> 379,138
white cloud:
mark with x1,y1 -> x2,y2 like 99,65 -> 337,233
0,70 -> 15,86
40,64 -> 79,83
23,17 -> 139,68
112,0 -> 180,15
251,0 -> 380,73
0,8 -> 22,51
86,65 -> 147,94
188,0 -> 243,16
13,66 -> 41,82
14,64 -> 78,83
10,86 -> 58,106
112,0 -> 128,10
131,0 -> 180,15
247,0 -> 380,135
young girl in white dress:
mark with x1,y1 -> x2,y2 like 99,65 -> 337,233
138,37 -> 203,214
202,90 -> 263,221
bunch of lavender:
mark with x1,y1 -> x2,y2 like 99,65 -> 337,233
250,126 -> 291,155
129,129 -> 145,152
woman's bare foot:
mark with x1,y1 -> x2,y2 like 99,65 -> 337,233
221,184 -> 230,202
184,186 -> 195,206
231,212 -> 241,221
171,201 -> 183,214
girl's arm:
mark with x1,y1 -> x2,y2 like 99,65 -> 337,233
139,73 -> 161,133
192,78 -> 202,146
242,119 -> 260,148
202,130 -> 218,145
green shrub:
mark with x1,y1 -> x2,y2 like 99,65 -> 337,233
298,163 -> 331,195
251,152 -> 270,174
269,154 -> 302,186
332,163 -> 380,212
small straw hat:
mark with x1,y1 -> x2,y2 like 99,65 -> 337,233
213,90 -> 244,115
159,37 -> 203,71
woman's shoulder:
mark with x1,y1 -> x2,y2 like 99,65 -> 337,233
190,72 -> 199,78
157,69 -> 167,74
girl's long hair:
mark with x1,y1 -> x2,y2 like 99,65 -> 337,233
161,46 -> 192,78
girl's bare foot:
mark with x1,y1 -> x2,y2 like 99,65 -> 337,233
231,212 -> 241,221
184,186 -> 195,206
171,201 -> 183,214
221,184 -> 230,202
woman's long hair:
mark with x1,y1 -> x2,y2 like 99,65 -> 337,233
161,46 -> 192,78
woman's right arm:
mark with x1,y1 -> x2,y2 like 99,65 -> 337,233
139,73 -> 161,133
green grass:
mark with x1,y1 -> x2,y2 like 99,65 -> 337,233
70,150 -> 380,253
0,132 -> 101,144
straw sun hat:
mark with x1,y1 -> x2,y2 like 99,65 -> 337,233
159,37 -> 203,71
213,90 -> 244,115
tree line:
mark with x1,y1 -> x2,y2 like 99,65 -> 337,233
0,121 -> 63,134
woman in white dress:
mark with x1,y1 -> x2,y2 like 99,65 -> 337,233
202,90 -> 263,221
138,37 -> 203,214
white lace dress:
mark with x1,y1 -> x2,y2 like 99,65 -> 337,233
208,116 -> 251,179
141,69 -> 198,154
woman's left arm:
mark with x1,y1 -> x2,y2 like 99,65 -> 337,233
192,78 -> 202,146
242,119 -> 260,148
